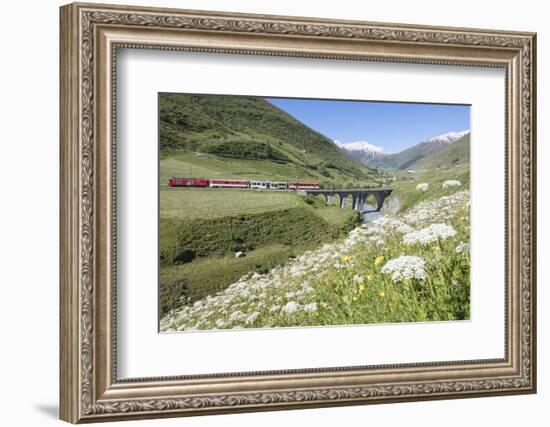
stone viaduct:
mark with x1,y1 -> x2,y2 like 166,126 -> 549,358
302,188 -> 393,212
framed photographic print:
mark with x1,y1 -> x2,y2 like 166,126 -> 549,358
60,2 -> 537,423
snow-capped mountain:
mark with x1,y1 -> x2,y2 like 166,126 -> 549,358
335,140 -> 385,164
424,130 -> 470,145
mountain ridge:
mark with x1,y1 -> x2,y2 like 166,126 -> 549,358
424,130 -> 470,145
412,133 -> 470,170
365,130 -> 470,171
335,140 -> 385,164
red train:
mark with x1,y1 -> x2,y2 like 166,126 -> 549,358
167,177 -> 320,190
288,182 -> 321,190
167,177 -> 209,187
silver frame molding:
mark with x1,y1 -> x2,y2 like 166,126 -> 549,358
60,2 -> 536,423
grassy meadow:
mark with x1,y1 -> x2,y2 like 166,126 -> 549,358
161,183 -> 471,331
384,165 -> 470,213
161,188 -> 300,220
159,187 -> 360,316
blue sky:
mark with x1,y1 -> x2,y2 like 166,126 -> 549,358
266,98 -> 470,154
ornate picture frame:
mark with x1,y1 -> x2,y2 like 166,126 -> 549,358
60,2 -> 536,423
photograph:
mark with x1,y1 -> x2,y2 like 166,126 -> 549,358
158,94 -> 472,332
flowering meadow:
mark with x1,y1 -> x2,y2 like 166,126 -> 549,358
160,186 -> 471,332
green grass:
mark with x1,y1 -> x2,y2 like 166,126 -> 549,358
160,202 -> 359,266
160,188 -> 363,225
386,165 -> 470,212
160,189 -> 471,330
160,188 -> 300,220
160,156 -> 220,182
160,244 -> 305,314
304,194 -> 360,226
159,190 -> 360,315
160,151 -> 316,182
312,207 -> 470,324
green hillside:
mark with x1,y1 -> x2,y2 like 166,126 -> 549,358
411,134 -> 470,170
386,165 -> 470,213
160,93 -> 377,185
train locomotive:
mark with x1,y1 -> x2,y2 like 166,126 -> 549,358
167,177 -> 320,190
167,177 -> 209,187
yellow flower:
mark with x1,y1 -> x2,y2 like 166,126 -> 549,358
374,256 -> 385,266
366,273 -> 373,281
353,296 -> 359,302
378,289 -> 385,298
341,255 -> 352,262
358,283 -> 366,293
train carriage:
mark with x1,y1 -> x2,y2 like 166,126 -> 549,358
250,181 -> 290,190
250,181 -> 269,189
271,182 -> 288,190
288,182 -> 321,190
209,179 -> 250,189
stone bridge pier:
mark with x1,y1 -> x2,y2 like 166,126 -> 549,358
306,188 -> 393,212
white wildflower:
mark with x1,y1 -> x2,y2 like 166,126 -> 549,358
238,289 -> 250,298
281,301 -> 301,314
381,256 -> 427,283
229,310 -> 244,322
397,223 -> 414,234
268,304 -> 280,313
402,190 -> 469,226
303,303 -> 318,313
455,241 -> 470,254
300,284 -> 314,294
366,217 -> 413,236
416,183 -> 429,192
245,311 -> 260,325
403,223 -> 457,245
353,274 -> 363,284
442,180 -> 461,188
